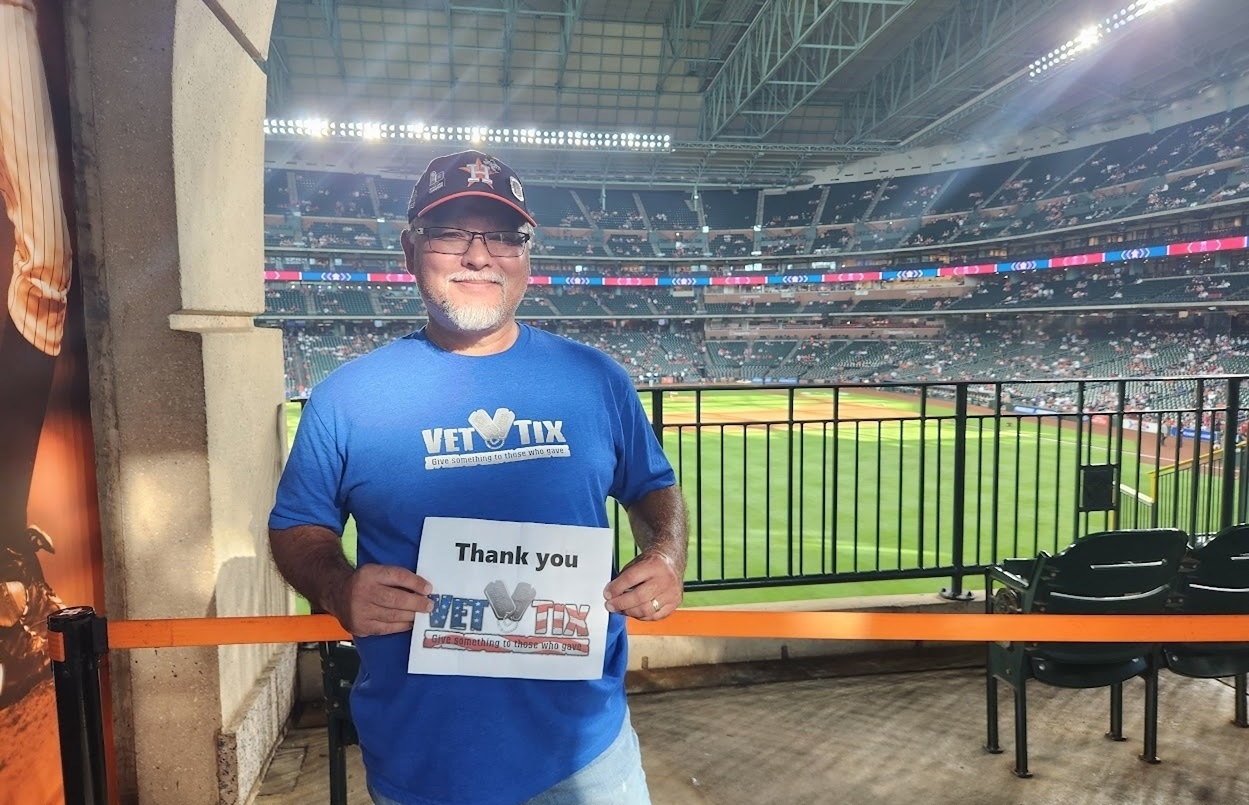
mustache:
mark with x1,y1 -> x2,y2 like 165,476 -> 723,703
447,271 -> 505,284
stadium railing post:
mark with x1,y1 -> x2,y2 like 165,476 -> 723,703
48,606 -> 110,805
649,386 -> 664,444
1219,378 -> 1241,530
941,383 -> 973,600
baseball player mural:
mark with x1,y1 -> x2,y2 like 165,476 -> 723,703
0,0 -> 72,710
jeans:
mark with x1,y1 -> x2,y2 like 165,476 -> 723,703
368,712 -> 651,805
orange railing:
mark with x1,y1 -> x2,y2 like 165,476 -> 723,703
47,608 -> 1249,804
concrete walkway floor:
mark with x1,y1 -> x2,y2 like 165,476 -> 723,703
257,653 -> 1248,805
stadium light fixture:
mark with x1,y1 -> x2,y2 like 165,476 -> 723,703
264,118 -> 674,152
261,118 -> 331,137
1026,0 -> 1178,78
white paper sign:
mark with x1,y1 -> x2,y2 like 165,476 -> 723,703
409,517 -> 613,680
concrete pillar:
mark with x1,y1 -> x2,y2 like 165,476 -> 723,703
66,1 -> 286,802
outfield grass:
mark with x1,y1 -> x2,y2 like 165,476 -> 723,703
625,389 -> 1145,603
284,389 -> 1185,606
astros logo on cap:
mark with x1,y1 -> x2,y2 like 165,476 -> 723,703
460,158 -> 495,187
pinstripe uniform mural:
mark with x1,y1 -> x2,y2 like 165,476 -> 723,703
0,0 -> 70,712
1,0 -> 70,358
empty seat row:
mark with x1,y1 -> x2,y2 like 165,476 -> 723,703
984,524 -> 1249,777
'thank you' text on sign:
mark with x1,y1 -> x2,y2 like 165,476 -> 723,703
409,517 -> 613,680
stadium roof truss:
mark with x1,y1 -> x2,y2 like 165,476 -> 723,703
836,0 -> 1070,146
699,0 -> 919,142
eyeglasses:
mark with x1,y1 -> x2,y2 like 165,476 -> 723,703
413,226 -> 531,258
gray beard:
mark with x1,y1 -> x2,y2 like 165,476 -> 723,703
417,268 -> 522,334
436,299 -> 508,332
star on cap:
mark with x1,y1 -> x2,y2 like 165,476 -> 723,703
460,158 -> 495,187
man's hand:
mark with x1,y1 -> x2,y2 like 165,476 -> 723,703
328,564 -> 435,636
603,548 -> 683,621
603,485 -> 689,620
270,526 -> 435,636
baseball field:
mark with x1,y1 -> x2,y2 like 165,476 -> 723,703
633,387 -> 1167,604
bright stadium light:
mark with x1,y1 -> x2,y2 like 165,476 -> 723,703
262,118 -> 674,152
1027,0 -> 1179,79
266,118 -> 331,137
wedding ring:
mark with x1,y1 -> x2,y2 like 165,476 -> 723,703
651,598 -> 661,612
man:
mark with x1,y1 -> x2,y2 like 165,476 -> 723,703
269,149 -> 688,805
0,0 -> 71,710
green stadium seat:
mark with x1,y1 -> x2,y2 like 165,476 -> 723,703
983,527 -> 1189,777
1154,522 -> 1249,747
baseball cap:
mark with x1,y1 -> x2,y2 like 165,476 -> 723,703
406,150 -> 536,226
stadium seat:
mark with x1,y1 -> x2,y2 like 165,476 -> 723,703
983,528 -> 1189,777
1154,522 -> 1249,748
320,640 -> 361,805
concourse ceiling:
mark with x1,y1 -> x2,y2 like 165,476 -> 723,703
264,0 -> 1249,187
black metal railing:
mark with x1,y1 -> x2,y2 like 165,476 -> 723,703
613,376 -> 1249,595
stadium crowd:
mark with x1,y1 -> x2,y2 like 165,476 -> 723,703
263,106 -> 1249,438
264,105 -> 1249,261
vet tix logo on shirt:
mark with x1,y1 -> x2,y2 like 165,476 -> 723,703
421,407 -> 570,470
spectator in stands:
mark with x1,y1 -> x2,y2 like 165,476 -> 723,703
269,150 -> 688,805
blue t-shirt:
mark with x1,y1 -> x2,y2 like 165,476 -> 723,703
270,325 -> 676,805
